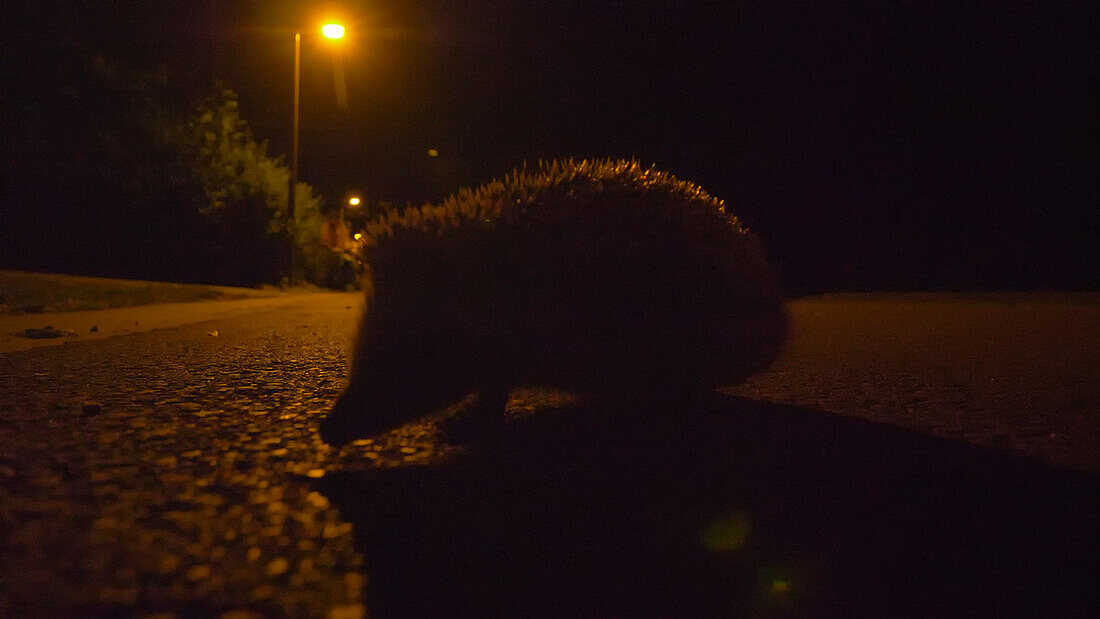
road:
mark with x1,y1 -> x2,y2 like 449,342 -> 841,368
0,292 -> 337,354
730,293 -> 1100,469
1,292 -> 1097,616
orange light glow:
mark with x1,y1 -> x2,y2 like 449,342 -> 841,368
321,23 -> 345,39
348,197 -> 361,206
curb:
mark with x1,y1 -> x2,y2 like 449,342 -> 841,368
0,292 -> 360,353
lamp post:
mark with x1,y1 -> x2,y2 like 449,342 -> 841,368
343,196 -> 360,226
288,23 -> 345,283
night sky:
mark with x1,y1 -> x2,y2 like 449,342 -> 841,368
2,0 -> 1096,292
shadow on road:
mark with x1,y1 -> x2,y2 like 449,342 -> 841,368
317,394 -> 1097,617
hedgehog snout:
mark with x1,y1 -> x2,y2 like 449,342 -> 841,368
319,392 -> 360,447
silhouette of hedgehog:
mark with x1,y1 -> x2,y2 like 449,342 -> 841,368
320,160 -> 787,446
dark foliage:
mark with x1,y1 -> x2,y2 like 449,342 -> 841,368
0,48 -> 334,286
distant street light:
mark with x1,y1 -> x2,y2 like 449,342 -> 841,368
288,22 -> 347,283
342,196 -> 360,226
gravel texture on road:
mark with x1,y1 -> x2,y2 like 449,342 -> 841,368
0,292 -> 1096,616
728,293 -> 1100,470
0,294 -> 377,616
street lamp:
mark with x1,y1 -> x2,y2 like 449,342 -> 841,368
342,195 -> 360,225
288,22 -> 346,283
322,23 -> 345,39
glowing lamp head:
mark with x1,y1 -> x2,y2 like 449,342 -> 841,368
348,197 -> 360,206
322,23 -> 345,39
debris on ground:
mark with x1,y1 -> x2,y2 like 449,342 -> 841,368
11,326 -> 77,339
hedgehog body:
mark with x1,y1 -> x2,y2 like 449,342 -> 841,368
320,160 -> 787,446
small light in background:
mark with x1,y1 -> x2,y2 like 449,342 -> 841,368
353,233 -> 362,241
427,149 -> 439,157
348,197 -> 361,206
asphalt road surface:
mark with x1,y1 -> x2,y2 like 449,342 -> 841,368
1,292 -> 1096,616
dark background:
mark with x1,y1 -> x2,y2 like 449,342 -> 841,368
2,0 -> 1096,293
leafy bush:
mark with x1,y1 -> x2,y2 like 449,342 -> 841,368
184,89 -> 335,286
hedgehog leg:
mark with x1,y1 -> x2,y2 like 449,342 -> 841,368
439,384 -> 511,444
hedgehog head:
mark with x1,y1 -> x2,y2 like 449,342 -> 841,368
320,227 -> 513,447
320,339 -> 474,447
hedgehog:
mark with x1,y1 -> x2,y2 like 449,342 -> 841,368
319,159 -> 787,447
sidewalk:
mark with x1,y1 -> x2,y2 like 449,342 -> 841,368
0,292 -> 361,353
